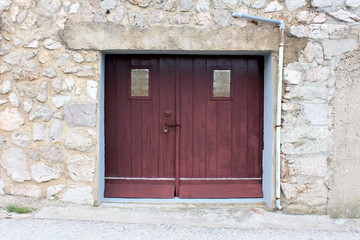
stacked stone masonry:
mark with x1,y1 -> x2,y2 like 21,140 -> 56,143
0,0 -> 359,216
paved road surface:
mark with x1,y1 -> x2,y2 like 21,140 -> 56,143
1,218 -> 359,240
0,195 -> 359,240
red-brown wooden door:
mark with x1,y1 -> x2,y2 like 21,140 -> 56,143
104,55 -> 263,198
104,55 -> 177,198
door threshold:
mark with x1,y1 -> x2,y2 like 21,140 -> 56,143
101,197 -> 268,208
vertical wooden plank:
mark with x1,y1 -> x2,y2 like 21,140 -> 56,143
252,56 -> 264,178
138,57 -> 159,177
231,57 -> 248,177
105,55 -> 118,177
150,57 -> 160,177
215,57 -> 233,177
258,57 -> 265,177
130,57 -> 144,177
117,57 -> 133,177
192,58 -> 207,178
179,57 -> 194,178
205,56 -> 218,177
247,57 -> 262,178
158,57 -> 166,178
175,57 -> 181,196
159,57 -> 176,178
131,104 -> 143,177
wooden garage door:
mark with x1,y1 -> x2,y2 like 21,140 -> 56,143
104,55 -> 264,198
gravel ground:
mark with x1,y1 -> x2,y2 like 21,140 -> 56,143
0,218 -> 359,240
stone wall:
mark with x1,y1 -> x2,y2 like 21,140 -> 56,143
0,0 -> 100,205
280,2 -> 359,215
0,0 -> 359,216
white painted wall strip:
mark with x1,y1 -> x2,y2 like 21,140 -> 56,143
105,177 -> 175,180
105,177 -> 261,180
180,178 -> 262,180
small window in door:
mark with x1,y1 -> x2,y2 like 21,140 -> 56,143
129,68 -> 151,99
211,69 -> 233,100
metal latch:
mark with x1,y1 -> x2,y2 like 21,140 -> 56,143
165,124 -> 181,128
163,124 -> 180,134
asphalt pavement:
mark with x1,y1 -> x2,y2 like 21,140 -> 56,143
0,195 -> 359,240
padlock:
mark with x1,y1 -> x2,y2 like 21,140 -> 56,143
163,126 -> 169,134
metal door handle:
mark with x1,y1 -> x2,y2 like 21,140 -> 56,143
165,124 -> 181,127
163,124 -> 180,134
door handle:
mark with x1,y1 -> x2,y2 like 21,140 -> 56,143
165,124 -> 181,128
163,124 -> 180,134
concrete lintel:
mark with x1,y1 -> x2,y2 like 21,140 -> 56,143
59,24 -> 279,51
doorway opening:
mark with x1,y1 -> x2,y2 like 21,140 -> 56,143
103,55 -> 265,199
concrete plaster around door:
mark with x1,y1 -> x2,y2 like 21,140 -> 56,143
97,51 -> 274,207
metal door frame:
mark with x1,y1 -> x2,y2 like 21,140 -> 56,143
98,51 -> 274,208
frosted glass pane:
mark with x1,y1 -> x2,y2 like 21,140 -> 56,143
213,70 -> 231,98
131,69 -> 149,97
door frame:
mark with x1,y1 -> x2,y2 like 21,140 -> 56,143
98,51 -> 275,208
